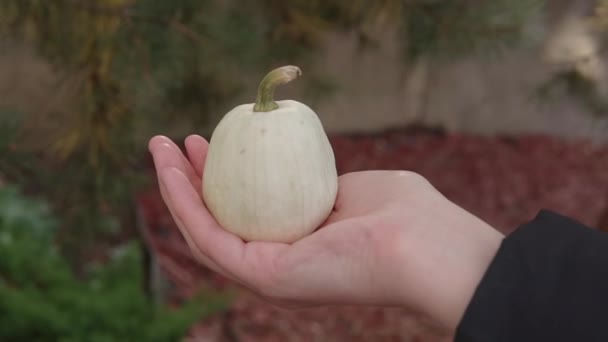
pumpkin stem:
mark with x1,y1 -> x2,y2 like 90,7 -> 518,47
254,65 -> 302,112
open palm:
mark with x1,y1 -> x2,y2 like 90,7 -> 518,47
149,134 -> 502,329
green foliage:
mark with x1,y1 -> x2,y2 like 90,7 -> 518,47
0,185 -> 229,342
251,0 -> 546,61
534,69 -> 608,117
530,3 -> 608,119
402,0 -> 545,61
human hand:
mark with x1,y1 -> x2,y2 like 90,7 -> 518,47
148,134 -> 504,332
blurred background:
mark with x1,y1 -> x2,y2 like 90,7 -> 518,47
2,0 -> 608,341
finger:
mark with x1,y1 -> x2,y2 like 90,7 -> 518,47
150,138 -> 239,280
156,177 -> 233,279
160,166 -> 248,275
149,135 -> 202,192
177,217 -> 240,283
184,134 -> 209,178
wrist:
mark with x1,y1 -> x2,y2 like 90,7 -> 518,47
393,202 -> 504,333
438,214 -> 503,332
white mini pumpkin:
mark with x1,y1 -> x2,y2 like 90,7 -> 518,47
202,66 -> 338,243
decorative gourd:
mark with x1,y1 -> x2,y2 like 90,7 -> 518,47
202,66 -> 338,243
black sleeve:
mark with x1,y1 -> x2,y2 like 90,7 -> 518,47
455,210 -> 608,342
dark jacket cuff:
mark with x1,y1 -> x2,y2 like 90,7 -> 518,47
455,210 -> 608,342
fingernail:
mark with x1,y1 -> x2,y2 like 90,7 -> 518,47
149,135 -> 168,148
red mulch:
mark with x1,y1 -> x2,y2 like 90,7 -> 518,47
136,126 -> 608,341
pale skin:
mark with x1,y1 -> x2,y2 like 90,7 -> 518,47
148,134 -> 504,334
